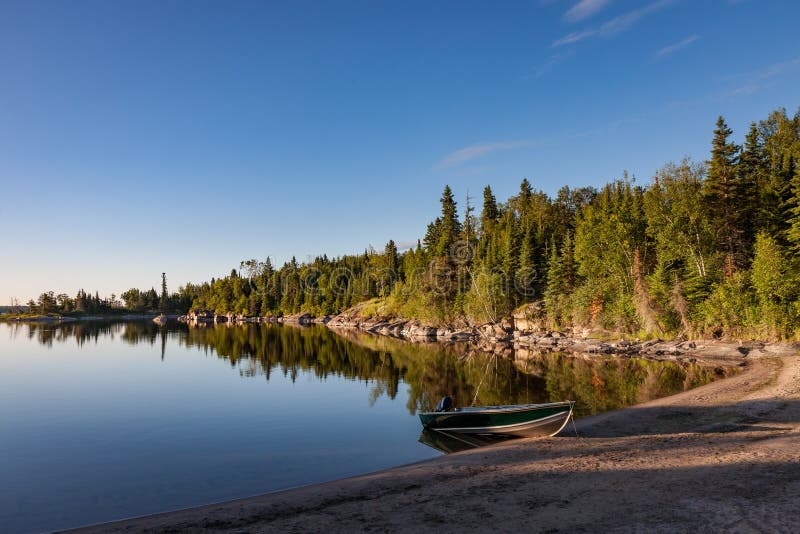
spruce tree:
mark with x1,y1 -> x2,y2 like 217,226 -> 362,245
786,164 -> 800,254
703,116 -> 743,264
160,273 -> 168,312
500,215 -> 520,303
518,222 -> 537,298
435,185 -> 462,258
759,109 -> 798,243
544,233 -> 575,326
736,122 -> 765,255
518,178 -> 533,218
481,185 -> 499,232
384,239 -> 399,274
423,217 -> 442,253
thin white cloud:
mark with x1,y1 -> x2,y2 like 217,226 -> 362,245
723,56 -> 800,97
599,0 -> 673,35
757,56 -> 800,79
553,0 -> 674,47
552,29 -> 597,47
565,0 -> 612,22
436,140 -> 537,169
654,34 -> 699,60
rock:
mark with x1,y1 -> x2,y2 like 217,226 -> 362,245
450,331 -> 475,341
282,313 -> 314,325
493,324 -> 509,337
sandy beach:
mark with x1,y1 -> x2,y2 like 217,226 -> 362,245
69,346 -> 800,533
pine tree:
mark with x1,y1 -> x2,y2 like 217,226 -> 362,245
160,273 -> 168,312
423,217 -> 442,253
435,185 -> 462,259
480,185 -> 499,232
384,240 -> 398,273
517,178 -> 533,221
544,233 -> 575,326
500,215 -> 520,303
703,116 -> 743,264
737,122 -> 765,255
786,164 -> 800,254
517,222 -> 537,298
759,108 -> 798,243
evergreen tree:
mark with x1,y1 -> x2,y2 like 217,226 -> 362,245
435,185 -> 462,259
160,273 -> 168,312
517,222 -> 537,298
759,109 -> 799,242
703,116 -> 744,264
517,178 -> 533,221
736,122 -> 765,255
423,217 -> 442,253
544,233 -> 576,326
500,214 -> 520,302
786,164 -> 800,254
480,185 -> 499,233
384,240 -> 399,273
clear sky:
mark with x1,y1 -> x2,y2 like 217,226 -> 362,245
1,0 -> 799,304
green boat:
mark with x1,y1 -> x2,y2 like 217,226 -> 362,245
419,399 -> 575,438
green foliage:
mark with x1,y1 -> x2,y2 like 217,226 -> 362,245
544,233 -> 576,328
704,116 -> 746,261
699,272 -> 754,338
749,232 -> 799,338
572,178 -> 648,329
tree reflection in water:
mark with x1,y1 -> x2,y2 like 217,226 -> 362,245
11,321 -> 732,417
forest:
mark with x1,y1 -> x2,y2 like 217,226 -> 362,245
21,107 -> 800,340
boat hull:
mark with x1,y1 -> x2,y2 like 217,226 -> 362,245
418,401 -> 574,438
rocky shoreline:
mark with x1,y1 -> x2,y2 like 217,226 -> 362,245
178,305 -> 798,368
323,308 -> 796,368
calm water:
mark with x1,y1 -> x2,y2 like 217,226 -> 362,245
0,321 -> 724,533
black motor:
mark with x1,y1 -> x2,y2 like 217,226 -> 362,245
435,395 -> 453,412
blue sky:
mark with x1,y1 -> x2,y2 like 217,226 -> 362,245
1,0 -> 799,303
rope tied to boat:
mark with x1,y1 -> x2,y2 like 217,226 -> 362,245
569,409 -> 581,438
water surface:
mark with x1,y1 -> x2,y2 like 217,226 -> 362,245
0,321 -> 724,532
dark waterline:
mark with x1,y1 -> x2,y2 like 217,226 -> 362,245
0,321 -> 725,533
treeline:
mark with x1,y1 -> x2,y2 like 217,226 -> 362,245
186,106 -> 800,339
26,274 -> 192,315
26,289 -> 118,315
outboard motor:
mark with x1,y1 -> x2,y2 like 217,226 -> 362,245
435,395 -> 453,412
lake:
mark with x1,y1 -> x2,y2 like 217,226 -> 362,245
0,321 -> 724,532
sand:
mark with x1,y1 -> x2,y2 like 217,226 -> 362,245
68,350 -> 800,533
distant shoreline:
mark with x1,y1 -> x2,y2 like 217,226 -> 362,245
0,313 -> 179,323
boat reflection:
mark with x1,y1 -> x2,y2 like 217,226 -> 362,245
418,428 -> 520,454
